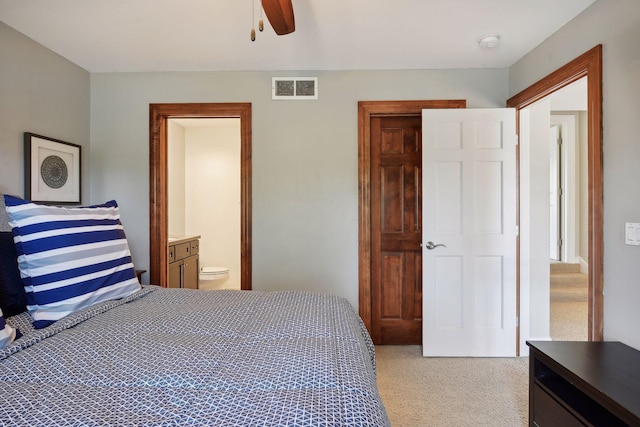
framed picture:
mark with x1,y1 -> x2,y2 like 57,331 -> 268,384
24,133 -> 81,204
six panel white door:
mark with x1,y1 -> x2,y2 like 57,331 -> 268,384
422,108 -> 517,357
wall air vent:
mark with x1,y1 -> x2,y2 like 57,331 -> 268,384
272,77 -> 318,100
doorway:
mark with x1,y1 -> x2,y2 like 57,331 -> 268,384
149,103 -> 252,290
520,91 -> 589,344
168,118 -> 242,290
549,109 -> 582,265
549,82 -> 589,341
508,45 -> 603,345
358,100 -> 466,344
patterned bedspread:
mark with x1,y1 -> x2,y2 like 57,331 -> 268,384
0,287 -> 390,426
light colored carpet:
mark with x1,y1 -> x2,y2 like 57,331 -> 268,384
374,265 -> 586,426
376,346 -> 529,427
550,262 -> 588,302
550,300 -> 588,341
549,262 -> 588,341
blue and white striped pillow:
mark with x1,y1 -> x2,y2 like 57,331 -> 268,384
3,195 -> 141,329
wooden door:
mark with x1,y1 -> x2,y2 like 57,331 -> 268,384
370,116 -> 422,344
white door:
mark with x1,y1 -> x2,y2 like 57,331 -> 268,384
422,108 -> 517,357
549,125 -> 561,261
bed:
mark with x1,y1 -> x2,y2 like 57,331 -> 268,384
0,195 -> 390,426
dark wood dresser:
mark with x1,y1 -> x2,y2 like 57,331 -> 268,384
527,341 -> 640,426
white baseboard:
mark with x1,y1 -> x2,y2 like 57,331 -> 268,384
578,256 -> 589,274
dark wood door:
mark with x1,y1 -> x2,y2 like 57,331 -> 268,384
370,116 -> 422,344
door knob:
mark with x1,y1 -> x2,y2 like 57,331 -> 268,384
424,241 -> 446,250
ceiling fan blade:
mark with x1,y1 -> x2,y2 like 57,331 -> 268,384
262,0 -> 295,35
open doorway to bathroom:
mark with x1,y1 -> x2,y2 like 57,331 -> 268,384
168,118 -> 242,290
149,103 -> 252,290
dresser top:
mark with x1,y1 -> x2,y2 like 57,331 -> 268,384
528,341 -> 640,421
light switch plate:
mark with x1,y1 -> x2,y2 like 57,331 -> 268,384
625,223 -> 640,245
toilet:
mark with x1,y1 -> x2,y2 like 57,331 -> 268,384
199,266 -> 229,290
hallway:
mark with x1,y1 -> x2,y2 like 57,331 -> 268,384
550,262 -> 588,341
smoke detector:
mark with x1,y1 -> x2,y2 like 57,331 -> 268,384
478,34 -> 501,49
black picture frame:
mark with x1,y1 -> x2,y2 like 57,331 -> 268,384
24,133 -> 81,204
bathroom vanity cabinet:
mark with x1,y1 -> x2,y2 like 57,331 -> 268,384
168,236 -> 200,289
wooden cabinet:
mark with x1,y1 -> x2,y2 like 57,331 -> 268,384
168,260 -> 182,289
527,341 -> 640,427
167,236 -> 200,289
181,254 -> 199,289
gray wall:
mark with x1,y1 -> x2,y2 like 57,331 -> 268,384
0,22 -> 90,203
90,70 -> 508,307
509,0 -> 640,349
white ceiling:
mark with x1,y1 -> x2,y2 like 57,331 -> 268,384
0,0 -> 596,73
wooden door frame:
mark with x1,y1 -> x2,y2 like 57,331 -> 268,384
507,45 -> 603,342
149,103 -> 252,290
358,100 -> 466,333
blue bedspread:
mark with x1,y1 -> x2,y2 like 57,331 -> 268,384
0,287 -> 390,426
